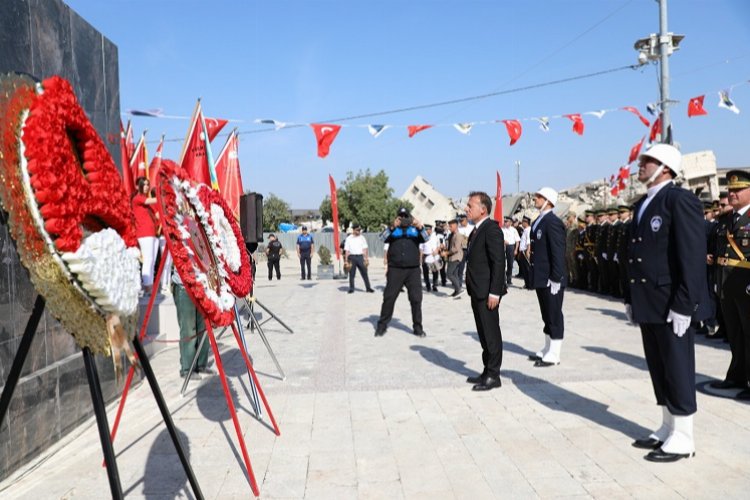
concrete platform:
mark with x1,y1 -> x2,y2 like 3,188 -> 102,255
1,256 -> 748,499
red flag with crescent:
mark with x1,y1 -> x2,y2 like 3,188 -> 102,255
129,131 -> 148,181
311,123 -> 341,158
687,95 -> 708,117
119,120 -> 134,197
564,114 -> 585,135
649,117 -> 661,142
204,117 -> 228,141
501,120 -> 522,146
329,174 -> 341,260
407,125 -> 432,138
493,171 -> 503,223
628,136 -> 646,164
621,106 -> 651,127
180,101 -> 212,185
215,130 -> 244,219
618,165 -> 630,190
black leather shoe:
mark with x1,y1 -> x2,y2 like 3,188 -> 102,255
413,329 -> 427,338
534,359 -> 559,367
466,374 -> 484,384
736,389 -> 750,400
472,375 -> 502,391
366,288 -> 375,293
374,328 -> 386,337
710,380 -> 746,390
644,448 -> 694,463
347,289 -> 354,294
632,437 -> 663,450
527,354 -> 542,361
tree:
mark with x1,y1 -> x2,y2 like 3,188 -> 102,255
319,169 -> 413,231
262,193 -> 291,231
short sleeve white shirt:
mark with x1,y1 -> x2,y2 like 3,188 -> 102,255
344,235 -> 368,255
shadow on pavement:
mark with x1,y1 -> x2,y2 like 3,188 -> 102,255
503,369 -> 652,439
585,306 -> 629,322
126,427 -> 193,499
461,333 -> 537,359
360,314 -> 412,334
409,345 -> 479,378
582,345 -> 648,371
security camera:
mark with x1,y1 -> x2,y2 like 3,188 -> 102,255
638,51 -> 648,65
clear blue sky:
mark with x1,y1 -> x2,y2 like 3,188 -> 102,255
66,0 -> 750,208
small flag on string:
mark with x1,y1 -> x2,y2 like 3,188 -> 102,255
586,110 -> 607,119
127,108 -> 164,117
255,119 -> 287,130
618,165 -> 630,190
621,106 -> 651,127
628,136 -> 646,164
501,120 -> 522,146
407,125 -> 432,138
649,117 -> 661,142
688,95 -> 708,117
204,117 -> 229,141
453,123 -> 473,135
564,114 -> 585,135
311,123 -> 342,158
646,102 -> 659,116
609,175 -> 619,196
718,89 -> 740,114
534,117 -> 550,132
368,124 -> 390,138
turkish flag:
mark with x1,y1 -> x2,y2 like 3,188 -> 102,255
688,95 -> 708,117
129,132 -> 148,182
649,117 -> 661,142
493,171 -> 503,223
124,120 -> 135,162
621,106 -> 650,128
407,125 -> 432,138
204,117 -> 228,141
628,136 -> 646,164
180,101 -> 214,185
565,114 -> 585,135
329,174 -> 341,260
502,120 -> 522,146
618,165 -> 630,190
311,124 -> 342,158
119,121 -> 134,197
215,130 -> 243,219
148,135 -> 164,188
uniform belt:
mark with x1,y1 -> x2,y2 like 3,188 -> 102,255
717,257 -> 750,269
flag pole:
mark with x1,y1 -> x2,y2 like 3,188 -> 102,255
178,99 -> 201,166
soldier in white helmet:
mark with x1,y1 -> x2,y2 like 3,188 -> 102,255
625,143 -> 709,462
527,187 -> 567,367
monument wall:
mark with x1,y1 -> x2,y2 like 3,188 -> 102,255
0,0 -> 124,480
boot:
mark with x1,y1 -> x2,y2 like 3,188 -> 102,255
645,414 -> 694,462
535,339 -> 561,366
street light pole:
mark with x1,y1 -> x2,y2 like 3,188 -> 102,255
658,0 -> 671,144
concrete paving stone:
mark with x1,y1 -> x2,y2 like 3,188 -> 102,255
581,481 -> 632,499
526,472 -> 589,498
357,480 -> 405,500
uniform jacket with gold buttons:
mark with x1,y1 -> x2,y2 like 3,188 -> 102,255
624,183 -> 709,323
714,208 -> 750,298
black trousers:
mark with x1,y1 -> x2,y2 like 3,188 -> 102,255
299,253 -> 311,279
377,266 -> 422,330
348,254 -> 371,291
470,295 -> 503,378
535,287 -> 565,339
267,259 -> 280,280
422,262 -> 437,289
519,254 -> 531,289
439,263 -> 447,286
447,261 -> 462,294
721,273 -> 750,385
504,245 -> 515,283
640,323 -> 697,415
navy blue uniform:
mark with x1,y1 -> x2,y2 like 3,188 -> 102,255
530,212 -> 567,340
296,233 -> 314,279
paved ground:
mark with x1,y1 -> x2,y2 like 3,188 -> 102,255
1,257 -> 749,499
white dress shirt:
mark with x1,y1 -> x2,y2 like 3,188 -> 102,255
344,234 -> 369,255
501,226 -> 520,246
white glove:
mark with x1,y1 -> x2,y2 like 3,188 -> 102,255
666,309 -> 691,337
613,253 -> 619,263
548,280 -> 561,295
602,252 -> 608,261
625,304 -> 634,324
577,254 -> 584,261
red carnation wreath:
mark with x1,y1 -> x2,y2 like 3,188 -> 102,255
156,161 -> 235,326
0,73 -> 140,355
197,185 -> 253,297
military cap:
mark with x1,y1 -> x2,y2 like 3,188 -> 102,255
703,201 -> 713,212
595,209 -> 607,216
522,215 -> 531,223
435,220 -> 446,225
456,213 -> 467,219
397,207 -> 410,217
607,207 -> 618,215
503,216 -> 512,222
726,169 -> 750,190
617,205 -> 631,213
448,218 -> 458,225
719,191 -> 728,199
424,224 -> 433,229
577,215 -> 586,224
711,200 -> 720,210
584,209 -> 595,216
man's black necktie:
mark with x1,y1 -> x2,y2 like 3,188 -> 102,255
732,212 -> 741,231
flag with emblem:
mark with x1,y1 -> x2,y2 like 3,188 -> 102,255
586,110 -> 607,119
564,114 -> 585,135
621,106 -> 650,127
649,117 -> 661,142
311,123 -> 342,158
628,135 -> 646,164
119,121 -> 135,197
453,123 -> 474,135
618,165 -> 630,190
129,130 -> 148,182
609,174 -> 619,196
148,135 -> 164,188
329,174 -> 341,260
215,129 -> 243,219
501,120 -> 522,145
535,117 -> 550,132
688,95 -> 708,117
255,119 -> 287,130
407,125 -> 432,138
204,117 -> 229,142
368,124 -> 389,138
201,114 -> 220,190
718,89 -> 740,114
179,100 -> 212,186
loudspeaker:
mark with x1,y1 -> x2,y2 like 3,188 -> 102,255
239,193 -> 264,243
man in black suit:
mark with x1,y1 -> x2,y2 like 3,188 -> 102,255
464,191 -> 507,391
625,144 -> 708,463
527,187 -> 567,367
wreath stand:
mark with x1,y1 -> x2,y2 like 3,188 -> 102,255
107,250 -> 279,497
240,295 -> 289,380
0,295 -> 203,500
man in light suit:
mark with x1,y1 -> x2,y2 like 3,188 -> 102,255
528,187 -> 567,367
464,191 -> 507,391
625,143 -> 708,463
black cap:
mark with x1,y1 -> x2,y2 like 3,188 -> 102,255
503,216 -> 512,222
301,225 -> 308,230
424,224 -> 433,229
352,223 -> 361,230
617,205 -> 631,213
607,207 -> 618,215
596,209 -> 607,216
726,169 -> 750,190
703,201 -> 713,212
435,220 -> 446,225
397,207 -> 410,217
584,209 -> 595,216
448,218 -> 458,224
269,233 -> 276,238
522,215 -> 531,223
456,213 -> 467,219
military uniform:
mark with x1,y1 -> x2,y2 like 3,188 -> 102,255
574,216 -> 587,289
616,206 -> 632,300
607,208 -> 622,297
583,210 -> 598,291
595,210 -> 610,294
713,170 -> 750,398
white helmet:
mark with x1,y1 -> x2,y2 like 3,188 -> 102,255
535,187 -> 558,207
639,143 -> 682,176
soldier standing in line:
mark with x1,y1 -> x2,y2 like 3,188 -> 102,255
607,207 -> 622,298
595,209 -> 611,295
710,170 -> 750,399
698,202 -> 719,335
574,215 -> 587,289
583,209 -> 598,292
616,205 -> 633,300
565,213 -> 579,288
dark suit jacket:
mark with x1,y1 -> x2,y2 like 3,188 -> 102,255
529,212 -> 567,288
466,218 -> 507,300
625,182 -> 709,323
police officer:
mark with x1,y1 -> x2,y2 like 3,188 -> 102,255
296,225 -> 314,280
625,144 -> 708,463
375,208 -> 429,337
710,170 -> 750,399
265,233 -> 283,280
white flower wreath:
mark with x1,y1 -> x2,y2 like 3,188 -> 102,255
210,203 -> 242,273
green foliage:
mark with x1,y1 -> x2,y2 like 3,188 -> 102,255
263,193 -> 291,231
319,169 -> 414,231
317,246 -> 332,266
